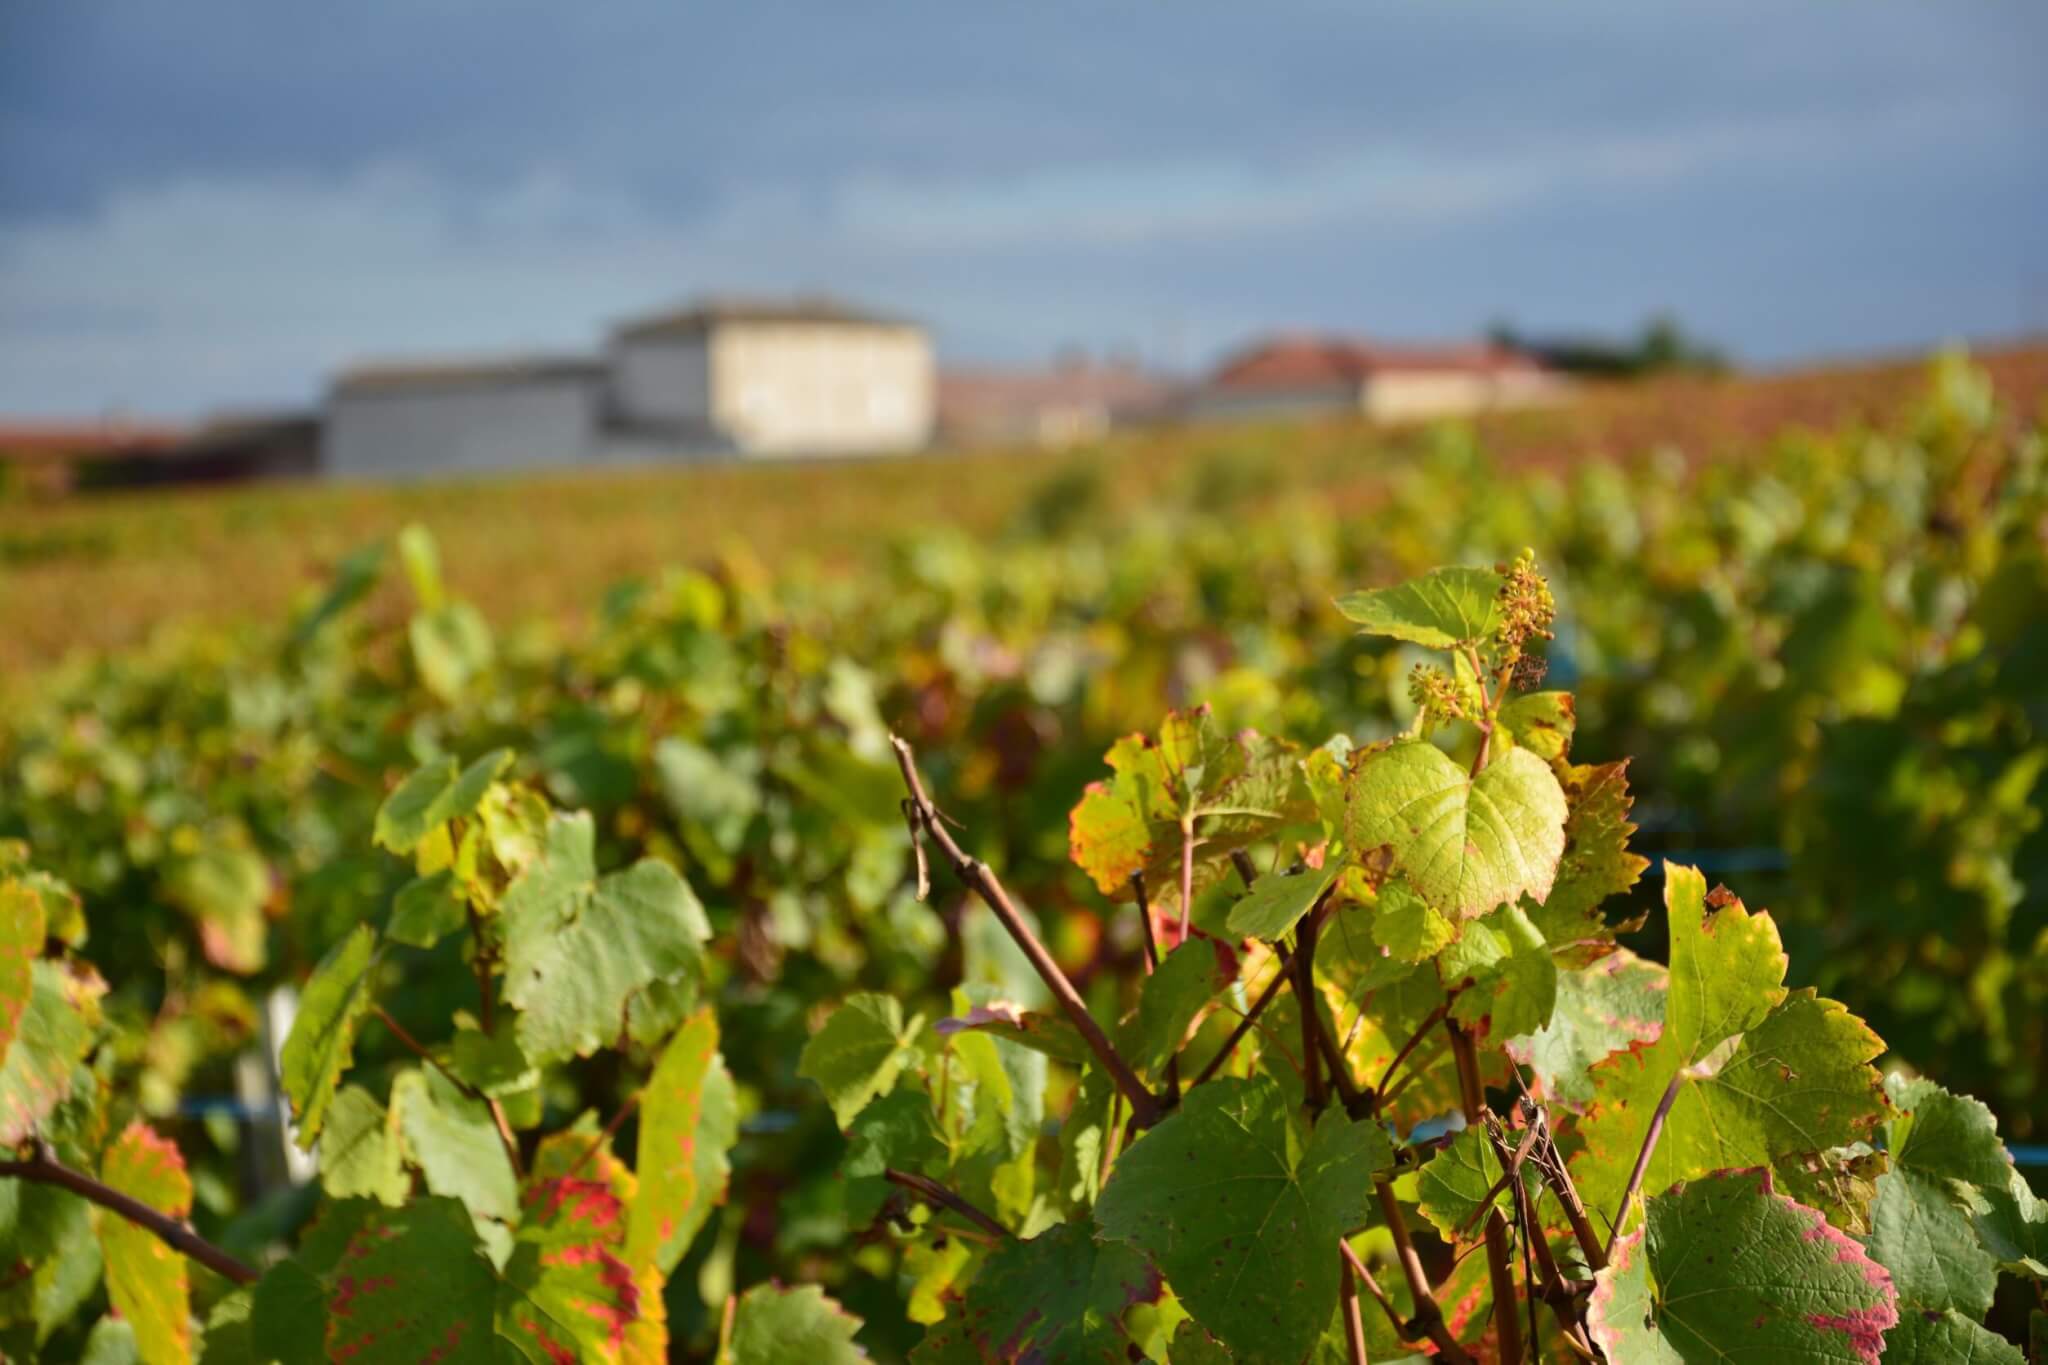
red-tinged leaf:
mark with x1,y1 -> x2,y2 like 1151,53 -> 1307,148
0,957 -> 105,1144
1068,777 -> 1152,897
501,1176 -> 665,1365
323,1197 -> 500,1365
1589,1167 -> 1899,1364
627,1006 -> 736,1276
97,1122 -> 193,1365
0,878 -> 45,1058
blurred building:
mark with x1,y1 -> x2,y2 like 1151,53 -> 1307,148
0,420 -> 184,495
936,358 -> 1174,448
1185,335 -> 1564,424
321,296 -> 934,480
608,298 -> 934,457
324,358 -> 605,480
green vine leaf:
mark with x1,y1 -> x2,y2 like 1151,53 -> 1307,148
393,1067 -> 519,1244
913,1220 -> 1160,1363
97,1123 -> 192,1365
317,1084 -> 407,1206
1093,1075 -> 1390,1365
1443,902 -> 1557,1040
727,1282 -> 866,1365
1506,948 -> 1664,1111
499,811 -> 711,1066
0,958 -> 103,1145
1861,1076 -> 2009,1317
1878,1309 -> 2025,1364
1334,566 -> 1503,649
279,923 -> 379,1149
1227,866 -> 1338,942
321,1197 -> 500,1364
1972,1168 -> 2048,1280
1344,740 -> 1567,920
1125,940 -> 1232,1077
1415,1126 -> 1540,1245
1588,1168 -> 1899,1364
385,871 -> 467,949
799,992 -> 924,1128
627,1005 -> 737,1276
373,750 -> 512,857
1369,879 -> 1456,965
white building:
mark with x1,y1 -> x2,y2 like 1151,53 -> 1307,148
1184,336 -> 1565,426
320,297 -> 935,481
607,298 -> 934,457
323,359 -> 604,481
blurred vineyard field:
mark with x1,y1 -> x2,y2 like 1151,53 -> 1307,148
3,341 -> 2045,679
0,341 -> 2043,1356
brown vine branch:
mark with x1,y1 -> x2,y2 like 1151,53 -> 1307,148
374,1005 -> 525,1180
1606,1068 -> 1687,1261
1372,1181 -> 1475,1364
890,735 -> 1165,1128
1341,1240 -> 1406,1347
1296,905 -> 1328,1114
0,1140 -> 256,1287
883,1168 -> 1014,1242
1338,1242 -> 1371,1365
1448,1019 -> 1523,1365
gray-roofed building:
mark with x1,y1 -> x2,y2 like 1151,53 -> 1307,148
323,356 -> 604,481
318,295 -> 935,480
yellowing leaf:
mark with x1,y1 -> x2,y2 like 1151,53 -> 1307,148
628,1006 -> 738,1275
97,1122 -> 192,1365
1345,740 -> 1568,920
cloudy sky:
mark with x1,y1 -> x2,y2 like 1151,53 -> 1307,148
2,2 -> 2043,418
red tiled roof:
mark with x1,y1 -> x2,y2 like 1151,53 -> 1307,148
1208,335 -> 1545,391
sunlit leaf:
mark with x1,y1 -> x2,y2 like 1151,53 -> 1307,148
97,1122 -> 192,1365
627,1006 -> 737,1275
499,812 -> 710,1065
728,1283 -> 865,1365
279,923 -> 379,1148
1334,566 -> 1503,649
1344,740 -> 1567,920
1589,1168 -> 1898,1364
1094,1076 -> 1390,1365
798,993 -> 923,1129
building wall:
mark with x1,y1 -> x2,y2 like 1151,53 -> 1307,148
1360,369 -> 1566,422
608,335 -> 711,426
708,322 -> 934,455
323,378 -> 598,481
